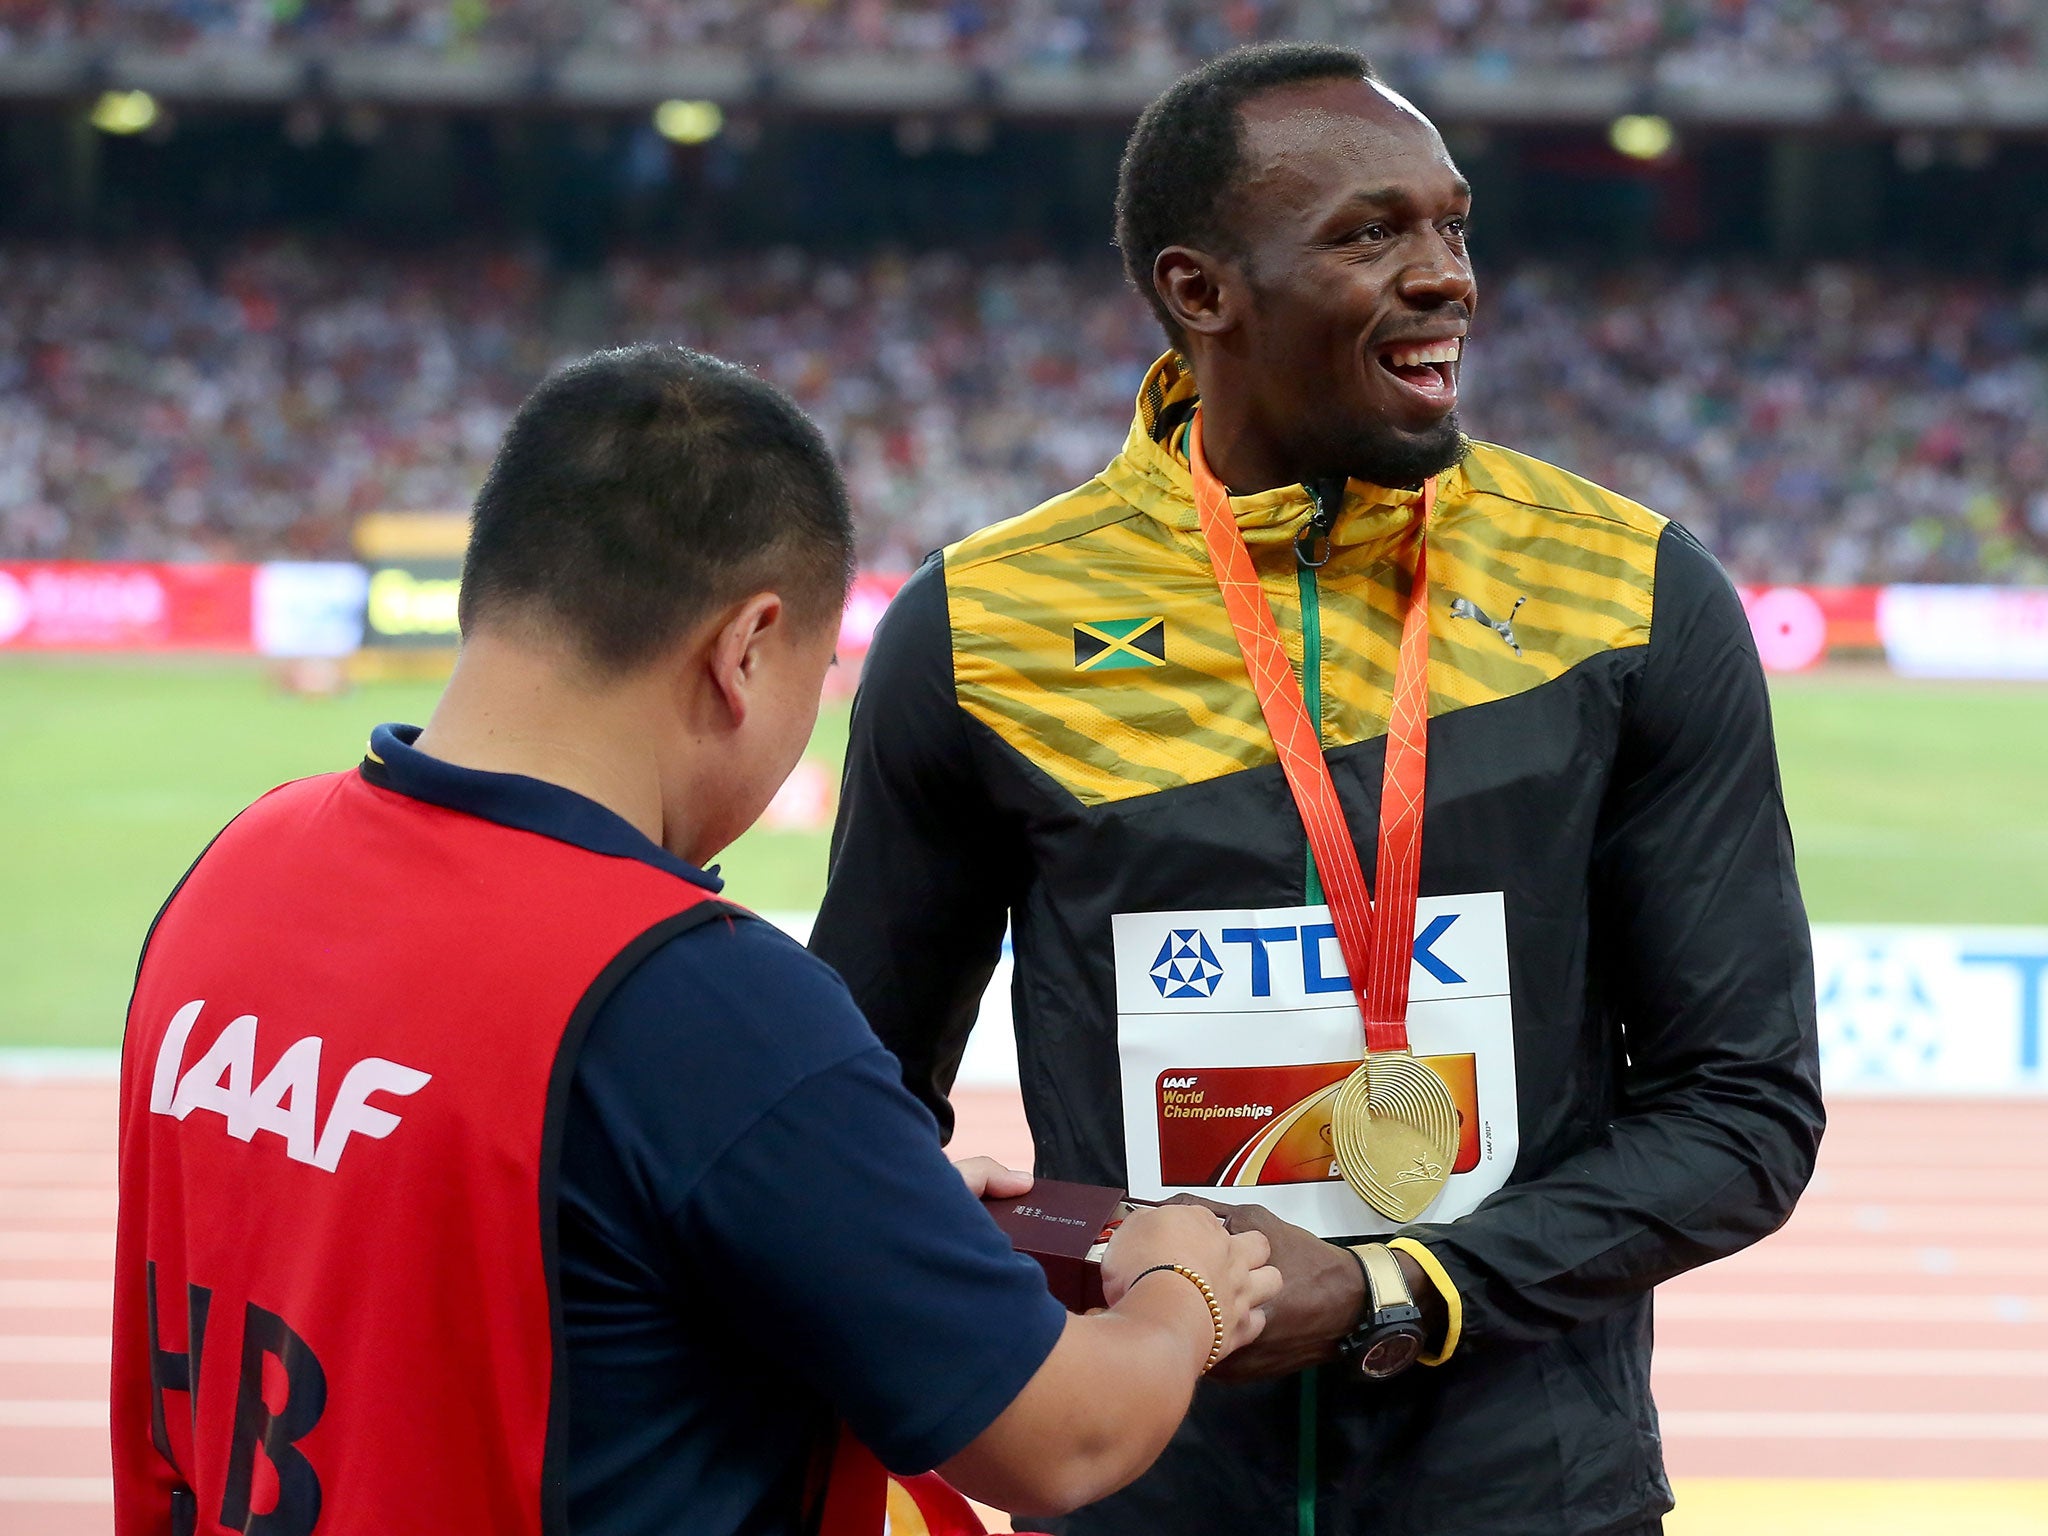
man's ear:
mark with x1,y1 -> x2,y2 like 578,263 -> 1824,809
704,592 -> 784,728
1155,246 -> 1240,340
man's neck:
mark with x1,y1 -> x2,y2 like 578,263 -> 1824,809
1181,360 -> 1304,495
412,631 -> 674,852
1188,403 -> 1299,496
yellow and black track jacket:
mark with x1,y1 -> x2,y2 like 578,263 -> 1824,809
812,354 -> 1823,1536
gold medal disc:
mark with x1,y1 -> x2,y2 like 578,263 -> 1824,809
1331,1052 -> 1459,1222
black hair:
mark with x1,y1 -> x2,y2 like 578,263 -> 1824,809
1115,42 -> 1377,347
458,344 -> 854,673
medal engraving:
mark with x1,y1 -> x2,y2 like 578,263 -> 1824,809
1331,1052 -> 1458,1222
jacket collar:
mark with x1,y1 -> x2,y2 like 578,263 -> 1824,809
1100,352 -> 1457,557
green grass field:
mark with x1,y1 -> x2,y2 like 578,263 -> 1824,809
3,657 -> 2044,1048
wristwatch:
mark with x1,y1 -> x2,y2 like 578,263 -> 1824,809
1336,1242 -> 1427,1380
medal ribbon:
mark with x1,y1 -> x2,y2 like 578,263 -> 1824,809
818,1425 -> 887,1536
1188,412 -> 1433,1056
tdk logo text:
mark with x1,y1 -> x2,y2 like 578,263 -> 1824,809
1150,917 -> 1466,1001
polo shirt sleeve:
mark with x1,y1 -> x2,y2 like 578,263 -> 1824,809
578,916 -> 1068,1475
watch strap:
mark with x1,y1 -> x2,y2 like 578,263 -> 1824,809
1349,1242 -> 1419,1325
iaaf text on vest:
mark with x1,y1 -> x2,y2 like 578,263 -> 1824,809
148,1000 -> 432,1172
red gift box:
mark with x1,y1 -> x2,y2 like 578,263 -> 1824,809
983,1179 -> 1152,1312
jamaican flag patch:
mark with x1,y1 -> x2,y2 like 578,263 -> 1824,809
1074,617 -> 1167,671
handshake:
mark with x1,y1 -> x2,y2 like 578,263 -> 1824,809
924,1156 -> 1284,1520
956,1157 -> 1281,1376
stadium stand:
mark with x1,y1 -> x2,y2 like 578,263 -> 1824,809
1,243 -> 2042,582
0,0 -> 2036,69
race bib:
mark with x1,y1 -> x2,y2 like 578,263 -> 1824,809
1114,893 -> 1517,1237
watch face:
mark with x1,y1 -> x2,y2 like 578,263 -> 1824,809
1357,1331 -> 1423,1379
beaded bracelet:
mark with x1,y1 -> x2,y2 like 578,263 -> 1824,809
1130,1262 -> 1226,1375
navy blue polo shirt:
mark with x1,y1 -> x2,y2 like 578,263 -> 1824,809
365,725 -> 1066,1535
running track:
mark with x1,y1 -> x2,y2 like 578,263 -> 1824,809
3,1075 -> 2044,1533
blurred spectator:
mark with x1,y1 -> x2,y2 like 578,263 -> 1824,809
1,241 -> 2043,582
0,0 -> 2035,70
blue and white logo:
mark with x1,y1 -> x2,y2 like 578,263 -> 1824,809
1150,929 -> 1224,999
1818,942 -> 1943,1084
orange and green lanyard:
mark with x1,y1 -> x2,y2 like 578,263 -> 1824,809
1187,412 -> 1437,1536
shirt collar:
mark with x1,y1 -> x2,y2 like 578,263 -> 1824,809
359,723 -> 723,893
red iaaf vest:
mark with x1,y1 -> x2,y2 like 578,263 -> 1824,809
112,765 -> 730,1535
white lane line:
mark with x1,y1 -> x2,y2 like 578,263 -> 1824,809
0,1232 -> 115,1260
1659,1292 -> 2039,1322
1654,1347 -> 2048,1376
0,1399 -> 104,1427
1661,1410 -> 2048,1440
0,1477 -> 112,1503
1790,1207 -> 2048,1235
1808,1170 -> 2048,1197
0,1193 -> 117,1219
1716,1247 -> 2048,1276
0,1281 -> 109,1309
0,1336 -> 109,1363
0,1154 -> 113,1183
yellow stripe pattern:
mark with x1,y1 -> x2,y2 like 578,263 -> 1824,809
944,356 -> 1667,807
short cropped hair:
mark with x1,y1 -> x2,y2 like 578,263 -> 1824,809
1115,42 -> 1377,347
458,345 -> 854,672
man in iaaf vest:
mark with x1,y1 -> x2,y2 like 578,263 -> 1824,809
812,43 -> 1823,1536
113,344 -> 1280,1536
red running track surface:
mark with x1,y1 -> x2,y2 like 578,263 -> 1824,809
2,1080 -> 2043,1532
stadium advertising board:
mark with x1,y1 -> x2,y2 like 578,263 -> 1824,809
363,561 -> 464,649
6,563 -> 2043,687
0,561 -> 366,656
1876,586 -> 2048,680
1813,926 -> 2048,1095
1737,584 -> 2048,678
1737,585 -> 1879,672
0,561 -> 253,651
848,920 -> 2048,1099
254,563 -> 371,658
355,512 -> 469,651
347,512 -> 908,671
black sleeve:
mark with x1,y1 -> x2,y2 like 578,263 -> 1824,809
809,556 -> 1030,1140
1408,522 -> 1825,1350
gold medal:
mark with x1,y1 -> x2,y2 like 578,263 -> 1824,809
1331,1052 -> 1458,1222
1192,419 -> 1454,1227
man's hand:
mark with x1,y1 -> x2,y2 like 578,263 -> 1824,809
955,1155 -> 1033,1201
1167,1196 -> 1447,1380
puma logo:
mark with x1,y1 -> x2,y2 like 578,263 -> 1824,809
1450,595 -> 1526,656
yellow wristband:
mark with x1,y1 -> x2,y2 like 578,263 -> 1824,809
1387,1237 -> 1462,1366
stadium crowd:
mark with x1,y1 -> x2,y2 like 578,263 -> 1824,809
0,0 -> 2034,71
1,242 -> 2043,583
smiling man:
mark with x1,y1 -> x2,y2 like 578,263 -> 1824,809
812,43 -> 1823,1536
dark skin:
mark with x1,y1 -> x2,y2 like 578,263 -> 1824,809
1157,75 -> 1476,497
1154,76 -> 1472,1378
1168,1195 -> 1446,1381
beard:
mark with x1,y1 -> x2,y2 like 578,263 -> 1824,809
1293,409 -> 1469,492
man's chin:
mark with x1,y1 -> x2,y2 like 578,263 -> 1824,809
1353,416 -> 1467,492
